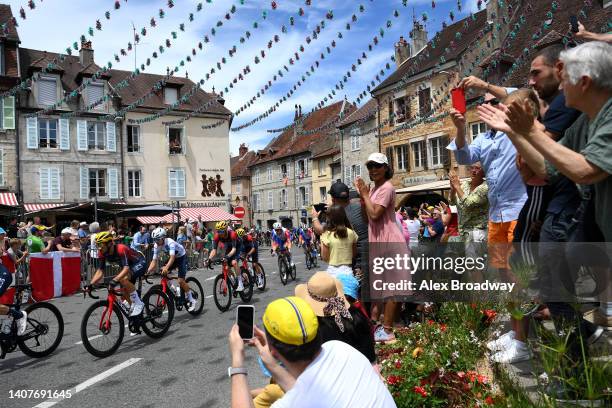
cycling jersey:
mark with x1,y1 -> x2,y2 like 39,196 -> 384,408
239,234 -> 259,262
98,244 -> 147,282
213,229 -> 238,252
152,238 -> 186,260
0,264 -> 12,297
298,228 -> 312,243
272,229 -> 291,250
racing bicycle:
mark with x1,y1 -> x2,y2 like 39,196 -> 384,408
212,258 -> 253,312
80,276 -> 173,358
304,243 -> 318,270
275,248 -> 296,285
150,273 -> 204,315
0,283 -> 64,359
239,256 -> 266,292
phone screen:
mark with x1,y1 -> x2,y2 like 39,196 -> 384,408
451,88 -> 467,114
570,15 -> 579,33
237,306 -> 254,340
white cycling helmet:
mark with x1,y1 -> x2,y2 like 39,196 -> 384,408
272,222 -> 282,230
151,227 -> 167,240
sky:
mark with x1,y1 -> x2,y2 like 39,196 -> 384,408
6,0 -> 484,155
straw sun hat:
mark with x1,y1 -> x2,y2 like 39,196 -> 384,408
295,272 -> 352,332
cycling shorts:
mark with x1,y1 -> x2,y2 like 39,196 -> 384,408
128,257 -> 147,284
167,255 -> 188,279
0,264 -> 13,297
242,249 -> 258,263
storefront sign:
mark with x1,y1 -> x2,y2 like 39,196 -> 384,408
402,175 -> 438,187
162,201 -> 228,208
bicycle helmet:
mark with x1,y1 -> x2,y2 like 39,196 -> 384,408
236,228 -> 246,238
95,231 -> 114,245
272,222 -> 282,230
215,220 -> 229,231
151,227 -> 167,240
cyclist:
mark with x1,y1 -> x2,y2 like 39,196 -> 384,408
271,222 -> 295,268
0,227 -> 27,336
207,221 -> 243,292
298,224 -> 316,257
236,228 -> 263,289
147,228 -> 197,312
89,231 -> 147,317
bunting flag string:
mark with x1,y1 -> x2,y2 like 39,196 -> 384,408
126,2 -> 312,125
33,1 -> 226,118
231,8 -> 401,132
1,0 -> 136,98
233,2 -> 371,118
11,0 -> 45,23
201,118 -> 228,129
55,1 -> 244,119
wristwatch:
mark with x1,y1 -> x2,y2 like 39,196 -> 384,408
228,367 -> 248,378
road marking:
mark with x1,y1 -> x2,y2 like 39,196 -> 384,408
75,334 -> 103,345
33,358 -> 142,408
205,295 -> 213,298
205,276 -> 216,281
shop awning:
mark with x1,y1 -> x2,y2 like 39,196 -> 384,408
137,207 -> 239,225
0,192 -> 18,206
24,203 -> 66,213
396,178 -> 469,194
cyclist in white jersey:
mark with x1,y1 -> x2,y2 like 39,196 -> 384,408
147,228 -> 197,312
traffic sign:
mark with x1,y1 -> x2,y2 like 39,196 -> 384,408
234,206 -> 245,219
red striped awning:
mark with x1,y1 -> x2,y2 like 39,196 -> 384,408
24,203 -> 65,212
137,207 -> 239,225
0,192 -> 18,206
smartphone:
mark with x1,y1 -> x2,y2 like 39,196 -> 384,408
236,305 -> 255,340
451,87 -> 467,114
569,15 -> 579,33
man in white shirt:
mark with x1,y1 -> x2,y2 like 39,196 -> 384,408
228,296 -> 396,408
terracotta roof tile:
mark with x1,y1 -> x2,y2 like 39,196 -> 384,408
338,98 -> 377,128
374,10 -> 488,93
231,151 -> 258,178
0,5 -> 19,42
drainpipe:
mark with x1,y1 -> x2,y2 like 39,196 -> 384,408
118,118 -> 125,201
15,94 -> 22,209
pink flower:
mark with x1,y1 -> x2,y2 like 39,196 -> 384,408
485,396 -> 495,405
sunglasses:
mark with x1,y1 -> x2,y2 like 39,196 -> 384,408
483,98 -> 500,106
366,162 -> 385,169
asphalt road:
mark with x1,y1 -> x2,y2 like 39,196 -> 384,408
1,249 -> 324,408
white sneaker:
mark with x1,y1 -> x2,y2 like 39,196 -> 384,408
16,311 -> 27,336
121,300 -> 131,314
236,278 -> 244,292
490,339 -> 531,363
187,299 -> 198,312
130,301 -> 144,317
257,275 -> 264,289
486,330 -> 515,352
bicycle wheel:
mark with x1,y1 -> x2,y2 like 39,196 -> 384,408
149,284 -> 176,312
80,300 -> 125,358
254,262 -> 266,291
290,261 -> 297,281
141,287 -> 174,338
17,302 -> 64,358
312,252 -> 318,268
279,258 -> 288,285
238,270 -> 253,303
305,253 -> 312,270
186,277 -> 205,315
213,274 -> 232,312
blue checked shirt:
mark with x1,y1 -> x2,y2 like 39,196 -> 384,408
447,130 -> 527,223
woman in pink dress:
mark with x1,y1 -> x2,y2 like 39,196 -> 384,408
355,153 -> 411,342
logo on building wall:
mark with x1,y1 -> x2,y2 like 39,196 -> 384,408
201,174 -> 225,197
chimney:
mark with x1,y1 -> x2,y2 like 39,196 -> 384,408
293,105 -> 304,142
79,40 -> 94,66
410,21 -> 428,56
394,36 -> 410,67
294,104 -> 299,121
487,0 -> 509,51
239,143 -> 248,158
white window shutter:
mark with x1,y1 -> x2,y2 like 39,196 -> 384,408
3,97 -> 15,129
27,117 -> 38,149
106,122 -> 116,152
344,165 -> 351,184
80,167 -> 89,199
50,168 -> 60,199
59,118 -> 70,150
108,168 -> 119,199
39,168 -> 50,199
178,169 -> 185,197
77,120 -> 88,151
305,186 -> 310,207
168,169 -> 175,197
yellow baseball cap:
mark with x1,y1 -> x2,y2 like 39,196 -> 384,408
263,297 -> 319,346
427,206 -> 435,212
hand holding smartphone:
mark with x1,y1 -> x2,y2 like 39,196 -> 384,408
451,87 -> 467,114
236,305 -> 255,340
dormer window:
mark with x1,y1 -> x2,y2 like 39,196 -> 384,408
38,76 -> 57,107
164,87 -> 178,105
87,81 -> 104,109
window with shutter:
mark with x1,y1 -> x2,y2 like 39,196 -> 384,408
2,97 -> 15,129
27,117 -> 38,149
38,119 -> 58,148
77,120 -> 88,151
385,146 -> 394,170
38,77 -> 57,107
305,186 -> 310,207
50,168 -> 60,200
267,166 -> 272,182
106,122 -> 116,152
89,169 -> 106,196
418,88 -> 432,116
267,191 -> 273,210
87,122 -> 106,150
168,168 -> 186,198
411,141 -> 425,170
164,87 -> 179,105
428,137 -> 443,168
108,168 -> 119,199
344,165 -> 351,184
395,145 -> 409,171
87,82 -> 104,109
